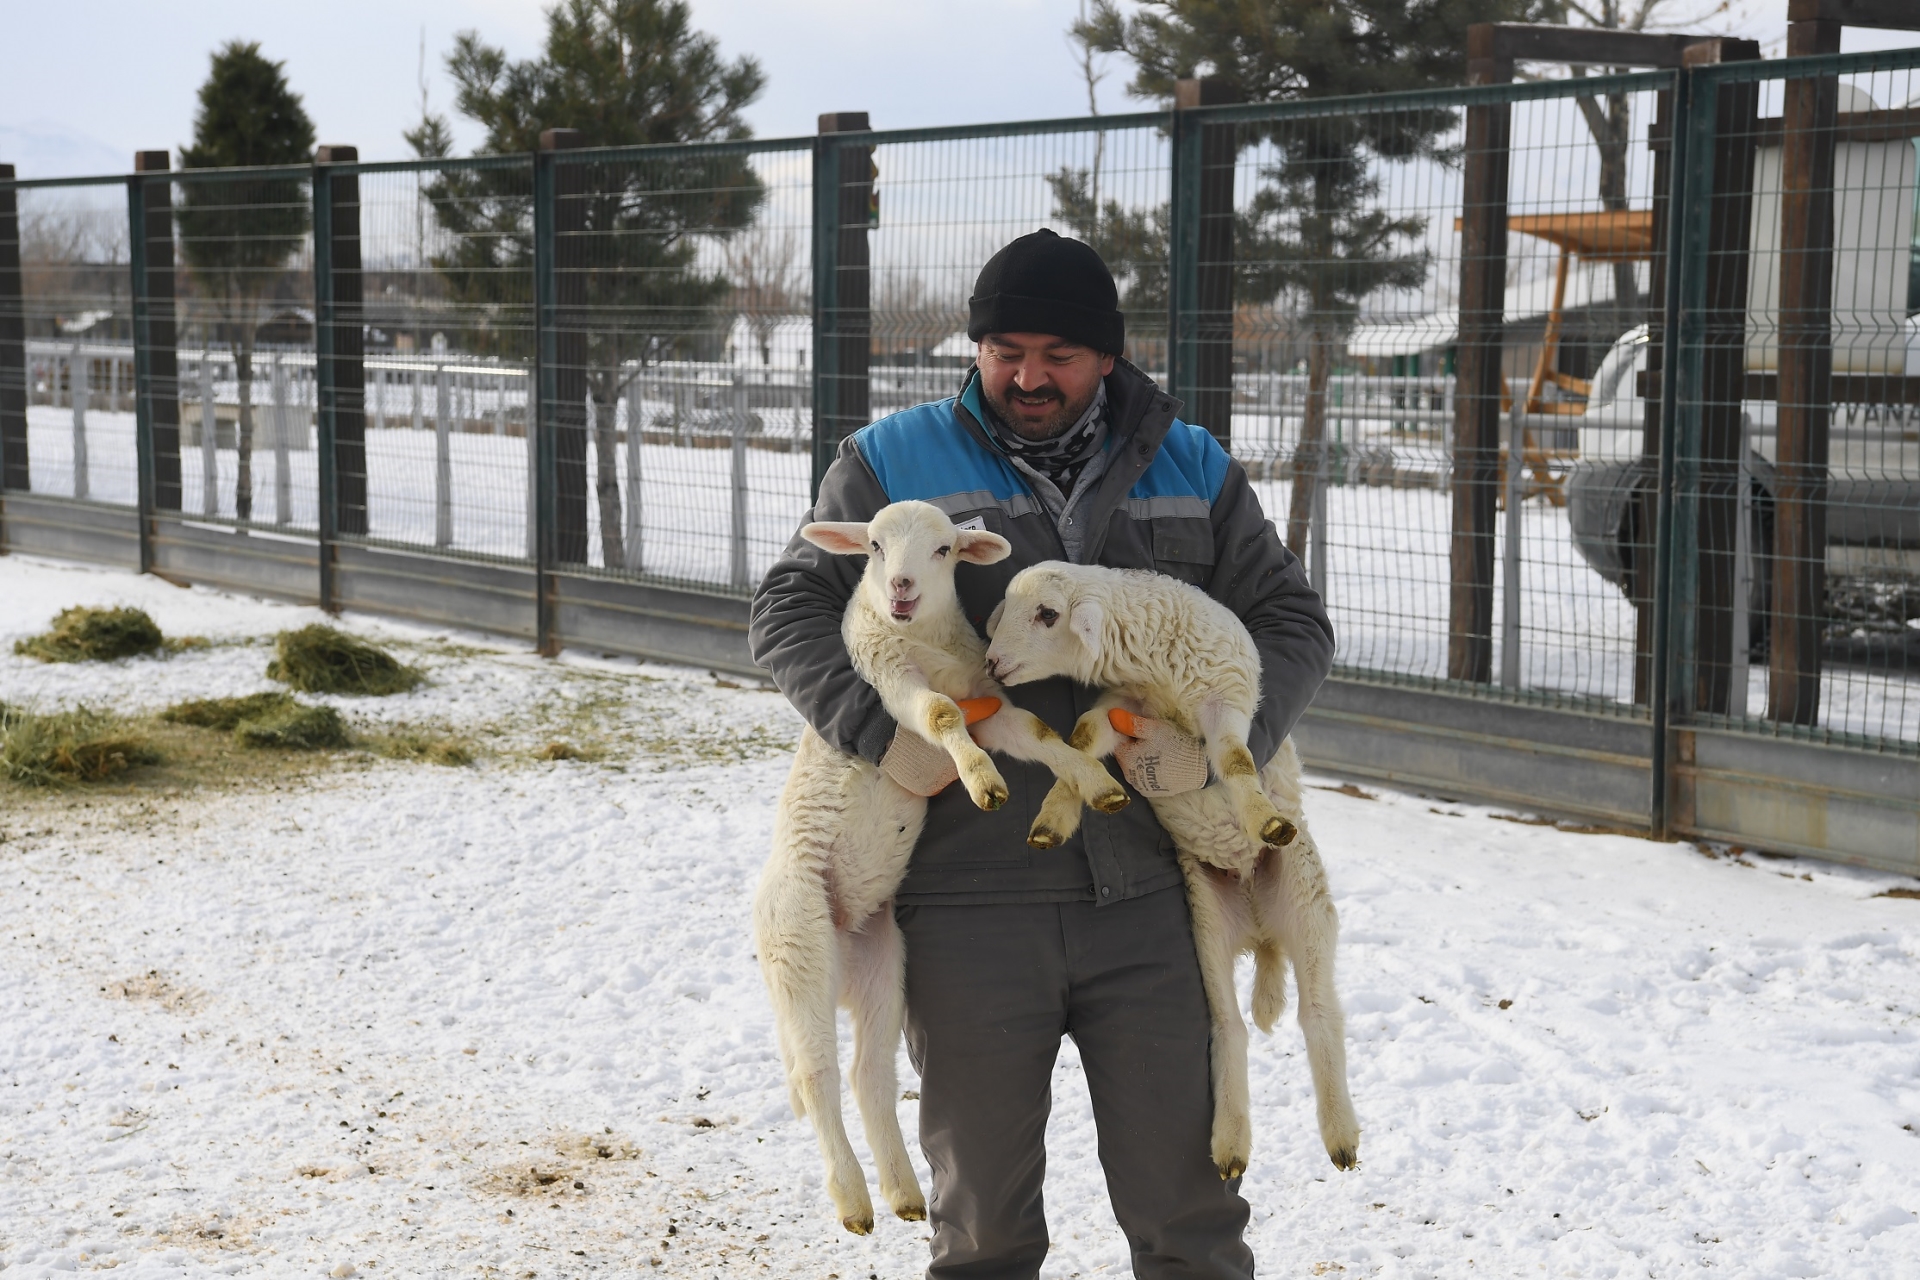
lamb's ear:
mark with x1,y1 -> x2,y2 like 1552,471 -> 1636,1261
801,521 -> 871,556
1068,596 -> 1104,660
985,599 -> 1006,637
954,529 -> 1012,565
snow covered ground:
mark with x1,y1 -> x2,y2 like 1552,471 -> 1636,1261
3,555 -> 1920,1280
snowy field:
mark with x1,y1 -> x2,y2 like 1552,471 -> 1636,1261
3,555 -> 1919,1279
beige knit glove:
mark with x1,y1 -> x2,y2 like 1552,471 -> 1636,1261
879,698 -> 1001,797
1109,708 -> 1209,796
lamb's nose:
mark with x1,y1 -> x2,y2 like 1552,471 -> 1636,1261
891,576 -> 915,595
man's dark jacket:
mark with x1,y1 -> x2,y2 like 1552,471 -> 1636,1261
749,360 -> 1335,907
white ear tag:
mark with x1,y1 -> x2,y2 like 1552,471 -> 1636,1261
953,516 -> 987,532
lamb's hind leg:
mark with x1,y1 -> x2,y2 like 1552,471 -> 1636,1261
1252,828 -> 1359,1171
753,865 -> 874,1232
1181,857 -> 1254,1180
1196,702 -> 1295,849
970,703 -> 1128,850
844,907 -> 926,1224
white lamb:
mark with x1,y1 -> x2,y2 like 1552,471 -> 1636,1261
754,502 -> 1130,1235
983,560 -> 1359,1179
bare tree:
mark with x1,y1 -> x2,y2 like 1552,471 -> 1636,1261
725,228 -> 804,365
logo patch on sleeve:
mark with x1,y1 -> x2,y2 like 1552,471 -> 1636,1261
954,516 -> 987,532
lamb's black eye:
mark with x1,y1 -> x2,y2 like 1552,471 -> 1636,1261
935,545 -> 951,558
1037,606 -> 1059,627
870,541 -> 881,553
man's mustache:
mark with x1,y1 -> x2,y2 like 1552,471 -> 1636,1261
1007,387 -> 1064,403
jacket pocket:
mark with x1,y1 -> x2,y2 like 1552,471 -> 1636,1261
1151,519 -> 1216,587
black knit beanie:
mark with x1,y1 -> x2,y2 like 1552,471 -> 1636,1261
967,228 -> 1124,354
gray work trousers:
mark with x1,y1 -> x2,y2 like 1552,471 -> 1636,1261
897,887 -> 1254,1280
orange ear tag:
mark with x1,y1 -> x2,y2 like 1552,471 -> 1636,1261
1108,708 -> 1145,738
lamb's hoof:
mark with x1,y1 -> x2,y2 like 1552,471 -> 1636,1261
980,783 -> 1008,811
1217,1157 -> 1247,1181
895,1202 -> 927,1222
1261,817 -> 1297,846
1028,824 -> 1064,850
842,1213 -> 875,1236
1091,788 -> 1130,814
1328,1145 -> 1359,1171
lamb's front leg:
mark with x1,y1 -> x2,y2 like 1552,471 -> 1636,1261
883,685 -> 1007,811
970,702 -> 1130,850
1019,695 -> 1131,849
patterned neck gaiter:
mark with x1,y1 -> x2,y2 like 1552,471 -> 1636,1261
987,381 -> 1109,497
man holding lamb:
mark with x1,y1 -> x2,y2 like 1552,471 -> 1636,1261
750,229 -> 1334,1278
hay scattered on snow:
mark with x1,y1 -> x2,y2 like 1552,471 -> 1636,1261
375,730 -> 476,767
231,701 -> 350,751
267,625 -> 421,697
14,606 -> 165,663
162,692 -> 297,731
0,703 -> 161,785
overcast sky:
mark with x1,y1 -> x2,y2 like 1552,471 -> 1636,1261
2,0 -> 1915,178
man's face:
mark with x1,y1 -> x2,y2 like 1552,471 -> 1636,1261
976,333 -> 1116,441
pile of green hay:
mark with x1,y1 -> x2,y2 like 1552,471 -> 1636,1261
0,704 -> 161,785
162,691 -> 348,751
266,625 -> 421,696
14,606 -> 165,663
231,701 -> 350,751
161,692 -> 295,730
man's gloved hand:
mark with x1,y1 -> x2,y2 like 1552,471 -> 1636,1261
879,697 -> 1001,796
1108,708 -> 1209,796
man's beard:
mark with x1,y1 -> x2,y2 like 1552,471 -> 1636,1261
981,381 -> 1099,441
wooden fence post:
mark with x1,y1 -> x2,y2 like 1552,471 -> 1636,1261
1449,32 -> 1512,685
1769,16 -> 1841,726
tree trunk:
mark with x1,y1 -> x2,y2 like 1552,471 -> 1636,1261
1286,321 -> 1334,558
234,334 -> 254,524
1580,88 -> 1640,329
591,374 -> 625,569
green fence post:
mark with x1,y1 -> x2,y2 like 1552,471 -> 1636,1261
1683,42 -> 1762,719
0,165 -> 26,506
1166,97 -> 1201,425
1170,78 -> 1242,448
811,112 -> 872,502
130,152 -> 182,523
533,139 -> 561,655
1449,36 -> 1514,686
312,145 -> 361,614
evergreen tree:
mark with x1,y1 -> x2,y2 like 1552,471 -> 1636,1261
175,41 -> 316,524
409,0 -> 766,568
1077,0 -> 1549,555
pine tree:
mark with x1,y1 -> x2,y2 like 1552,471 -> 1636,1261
175,41 -> 316,524
1077,0 -> 1550,555
409,0 -> 766,569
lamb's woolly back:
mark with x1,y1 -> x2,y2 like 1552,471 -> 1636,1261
1018,562 -> 1261,718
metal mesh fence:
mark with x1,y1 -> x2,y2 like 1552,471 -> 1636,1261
341,158 -> 535,561
1194,77 -> 1672,717
549,140 -> 812,591
16,180 -> 135,505
867,120 -> 1172,409
1674,50 -> 1920,749
1,45 -> 1914,762
167,168 -> 317,531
